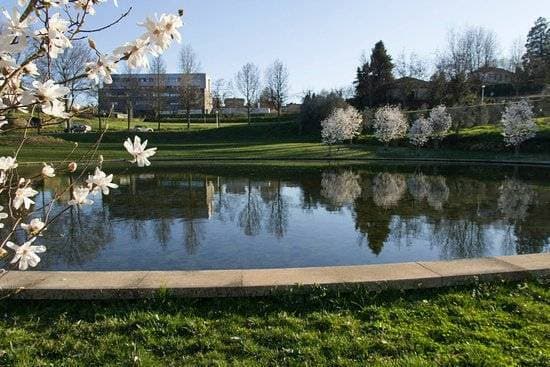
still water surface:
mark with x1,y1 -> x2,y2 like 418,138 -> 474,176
2,164 -> 549,270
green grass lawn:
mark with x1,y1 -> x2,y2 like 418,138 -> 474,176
1,117 -> 549,164
0,281 -> 548,366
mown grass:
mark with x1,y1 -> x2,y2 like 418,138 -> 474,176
1,117 -> 549,164
0,281 -> 548,366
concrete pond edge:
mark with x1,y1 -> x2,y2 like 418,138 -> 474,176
0,253 -> 548,299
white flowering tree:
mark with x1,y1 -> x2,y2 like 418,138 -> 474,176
0,1 -> 183,270
428,105 -> 452,145
373,106 -> 408,146
501,100 -> 538,153
321,106 -> 363,155
408,117 -> 432,148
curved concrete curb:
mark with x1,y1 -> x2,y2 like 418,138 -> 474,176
0,253 -> 548,299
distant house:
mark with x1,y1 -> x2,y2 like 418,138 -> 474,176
387,77 -> 430,105
283,103 -> 301,114
470,67 -> 515,85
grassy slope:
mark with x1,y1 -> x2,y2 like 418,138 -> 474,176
1,117 -> 550,163
0,281 -> 548,366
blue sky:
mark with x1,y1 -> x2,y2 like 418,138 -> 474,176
1,0 -> 548,101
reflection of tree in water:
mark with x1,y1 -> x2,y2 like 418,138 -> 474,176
497,178 -> 548,254
183,219 -> 204,254
353,175 -> 392,255
238,180 -> 263,236
40,201 -> 113,267
154,218 -> 173,247
407,173 -> 429,201
497,178 -> 534,222
372,172 -> 406,209
320,170 -> 361,208
426,176 -> 450,211
266,180 -> 289,239
432,219 -> 488,259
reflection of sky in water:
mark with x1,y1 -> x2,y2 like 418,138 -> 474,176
1,166 -> 549,271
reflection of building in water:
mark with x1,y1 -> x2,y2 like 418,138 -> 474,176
113,173 -> 215,220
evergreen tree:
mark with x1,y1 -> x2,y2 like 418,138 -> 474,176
353,41 -> 394,109
522,17 -> 550,83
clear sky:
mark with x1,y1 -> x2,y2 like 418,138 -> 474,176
1,0 -> 549,101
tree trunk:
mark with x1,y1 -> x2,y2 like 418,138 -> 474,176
187,110 -> 191,129
247,106 -> 251,125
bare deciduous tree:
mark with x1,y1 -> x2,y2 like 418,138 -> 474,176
265,59 -> 290,117
236,62 -> 261,124
178,44 -> 202,129
148,55 -> 166,130
36,41 -> 95,128
122,62 -> 141,130
437,26 -> 500,77
212,78 -> 231,111
395,51 -> 427,79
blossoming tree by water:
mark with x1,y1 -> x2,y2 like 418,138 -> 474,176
428,105 -> 452,144
408,117 -> 432,148
373,106 -> 408,146
501,100 -> 538,153
0,0 -> 183,270
321,106 -> 363,154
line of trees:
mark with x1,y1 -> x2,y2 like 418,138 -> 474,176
352,18 -> 550,110
319,101 -> 539,154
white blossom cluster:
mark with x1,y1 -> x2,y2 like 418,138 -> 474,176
0,135 -> 157,270
408,117 -> 433,147
0,0 -> 182,119
0,1 -> 176,271
373,106 -> 408,145
321,106 -> 363,146
501,100 -> 538,149
428,105 -> 452,141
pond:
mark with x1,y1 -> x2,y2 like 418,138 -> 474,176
2,163 -> 549,271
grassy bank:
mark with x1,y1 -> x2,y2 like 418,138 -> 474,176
0,281 -> 548,366
1,118 -> 549,163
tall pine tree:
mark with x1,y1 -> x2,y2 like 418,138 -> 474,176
522,17 -> 550,84
353,41 -> 394,109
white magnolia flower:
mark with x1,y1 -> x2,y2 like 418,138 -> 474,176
42,163 -> 55,177
13,185 -> 38,210
86,167 -> 118,195
22,61 -> 39,76
68,186 -> 93,206
0,205 -> 8,229
140,13 -> 183,53
31,79 -> 70,117
114,37 -> 151,69
6,237 -> 46,271
85,54 -> 117,84
21,218 -> 46,236
36,13 -> 72,58
123,136 -> 157,167
2,7 -> 33,40
0,156 -> 18,170
74,0 -> 97,15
